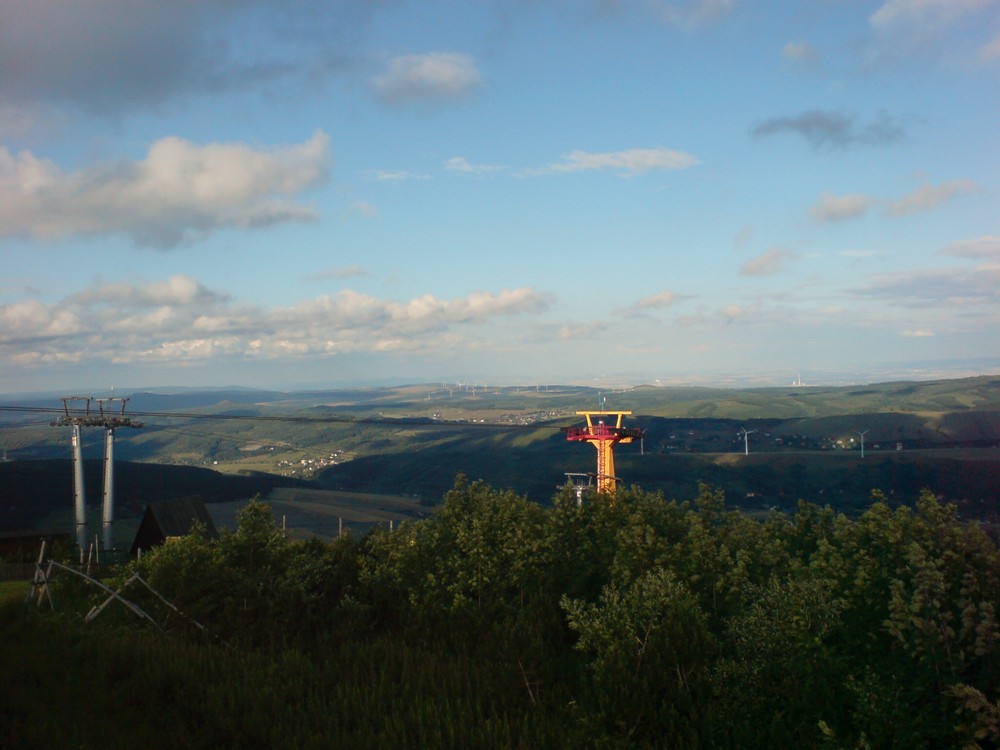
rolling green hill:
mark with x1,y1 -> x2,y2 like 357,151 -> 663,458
2,376 -> 999,535
315,426 -> 1000,520
0,459 -> 306,534
5,376 -> 1000,463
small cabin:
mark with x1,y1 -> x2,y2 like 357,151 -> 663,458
130,498 -> 219,556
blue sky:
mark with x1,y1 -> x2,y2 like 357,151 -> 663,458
1,0 -> 998,393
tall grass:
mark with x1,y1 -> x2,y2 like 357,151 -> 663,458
0,599 -> 575,749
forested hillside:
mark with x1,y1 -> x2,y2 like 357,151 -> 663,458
3,376 -> 998,536
0,459 -> 304,532
3,479 -> 998,748
316,437 -> 1000,520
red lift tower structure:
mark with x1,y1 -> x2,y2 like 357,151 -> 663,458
564,410 -> 643,495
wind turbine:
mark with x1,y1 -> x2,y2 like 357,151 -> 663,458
857,429 -> 868,459
740,427 -> 757,456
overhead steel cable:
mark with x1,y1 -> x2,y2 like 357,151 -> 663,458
0,418 -> 55,429
0,404 -> 566,432
150,425 -> 296,450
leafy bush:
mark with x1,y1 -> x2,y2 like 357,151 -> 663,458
2,480 -> 998,749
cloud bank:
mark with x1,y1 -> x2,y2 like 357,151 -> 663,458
647,0 -> 739,30
0,277 -> 552,368
810,180 -> 978,223
751,110 -> 905,150
740,248 -> 798,276
852,267 -> 1000,308
545,148 -> 699,175
0,131 -> 330,248
940,236 -> 1000,259
870,0 -> 992,27
811,193 -> 877,222
884,180 -> 979,217
0,0 -> 374,115
373,53 -> 482,105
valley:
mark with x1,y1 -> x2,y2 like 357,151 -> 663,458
2,376 -> 999,542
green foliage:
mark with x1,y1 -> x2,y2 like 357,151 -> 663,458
3,477 -> 999,749
714,576 -> 848,746
358,474 -> 553,657
948,684 -> 1000,749
135,519 -> 229,632
562,567 -> 715,744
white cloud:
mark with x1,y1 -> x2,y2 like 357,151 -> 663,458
811,193 -> 877,222
349,200 -> 379,219
719,304 -> 744,321
70,275 -> 227,308
751,110 -> 905,150
545,147 -> 699,175
647,0 -> 739,29
306,266 -> 371,282
740,248 -> 799,276
373,52 -> 482,105
614,289 -> 688,317
0,0 -> 376,115
363,169 -> 430,181
635,290 -> 684,309
783,42 -> 820,62
444,156 -> 505,175
870,0 -> 991,27
558,321 -> 608,340
0,102 -> 48,141
852,266 -> 1000,307
866,0 -> 996,66
808,181 -> 979,223
445,157 -> 475,173
940,236 -> 1000,259
884,179 -> 979,217
0,299 -> 84,340
0,279 -> 552,367
1,0 -> 216,111
733,224 -> 754,248
0,131 -> 330,248
677,302 -> 778,327
901,329 -> 934,337
980,33 -> 1000,63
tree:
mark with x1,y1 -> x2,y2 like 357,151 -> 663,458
562,567 -> 715,745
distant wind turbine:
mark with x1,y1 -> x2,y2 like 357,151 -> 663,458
857,429 -> 868,459
740,427 -> 757,456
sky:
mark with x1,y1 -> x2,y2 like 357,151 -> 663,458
1,0 -> 998,394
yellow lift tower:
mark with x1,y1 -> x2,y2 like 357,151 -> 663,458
563,411 -> 643,494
